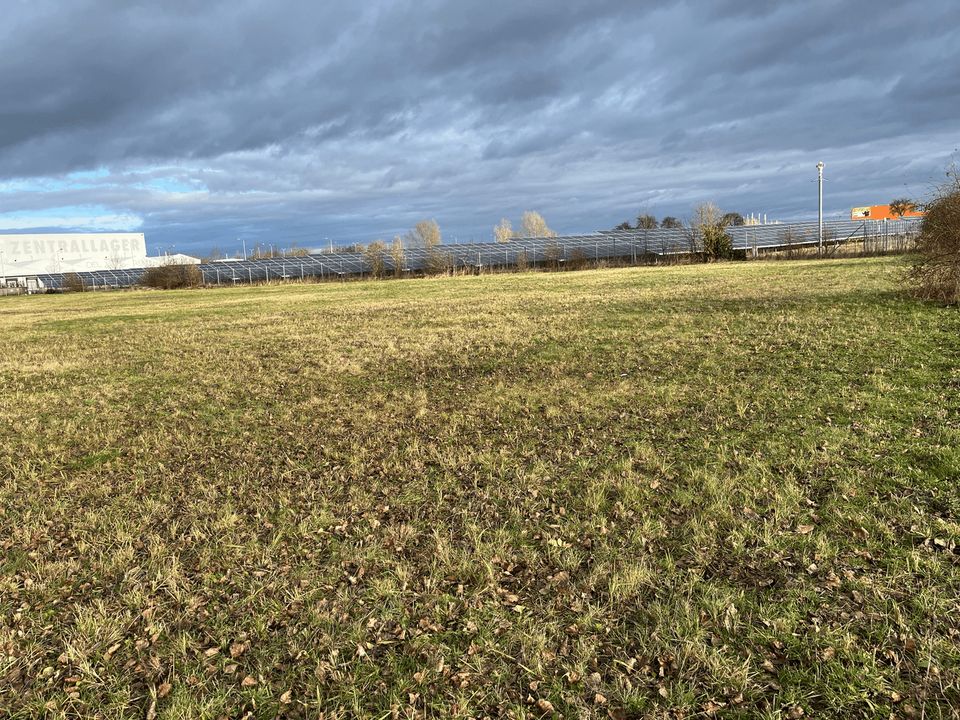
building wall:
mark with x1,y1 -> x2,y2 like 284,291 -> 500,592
142,253 -> 201,267
850,205 -> 925,221
0,233 -> 149,276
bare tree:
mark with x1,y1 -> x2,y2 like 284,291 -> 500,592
519,211 -> 556,238
284,243 -> 309,257
390,236 -> 406,277
889,198 -> 915,218
409,219 -> 442,248
660,216 -> 682,229
364,240 -> 387,278
494,218 -> 514,243
203,246 -> 225,262
635,214 -> 658,229
693,202 -> 722,230
107,247 -> 126,271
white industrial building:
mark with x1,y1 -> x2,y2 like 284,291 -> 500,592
0,233 -> 199,289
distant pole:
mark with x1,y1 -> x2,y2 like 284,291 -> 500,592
242,238 -> 247,260
817,161 -> 824,254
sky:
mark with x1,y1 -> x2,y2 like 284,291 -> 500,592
1,0 -> 957,256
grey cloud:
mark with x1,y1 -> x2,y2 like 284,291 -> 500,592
0,0 -> 957,254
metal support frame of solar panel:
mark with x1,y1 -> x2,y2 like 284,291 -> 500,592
201,254 -> 367,284
598,219 -> 919,255
31,219 -> 920,289
35,268 -> 147,289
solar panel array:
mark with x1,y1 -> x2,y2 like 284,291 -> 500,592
31,218 -> 919,290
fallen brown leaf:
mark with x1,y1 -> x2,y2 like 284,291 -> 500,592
536,698 -> 555,713
229,642 -> 247,659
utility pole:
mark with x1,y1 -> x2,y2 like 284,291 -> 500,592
817,161 -> 824,255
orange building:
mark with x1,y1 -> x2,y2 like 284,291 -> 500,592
851,204 -> 924,221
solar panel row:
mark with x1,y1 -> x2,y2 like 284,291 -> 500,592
34,219 -> 918,289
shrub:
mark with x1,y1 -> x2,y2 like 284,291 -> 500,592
515,250 -> 529,272
702,224 -> 733,259
425,247 -> 453,275
691,203 -> 733,260
568,248 -> 588,270
62,273 -> 86,292
141,263 -> 203,290
909,173 -> 960,303
542,243 -> 562,270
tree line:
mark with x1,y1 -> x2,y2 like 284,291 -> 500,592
357,212 -> 564,278
612,210 -> 745,232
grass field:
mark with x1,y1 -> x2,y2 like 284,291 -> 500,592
1,257 -> 959,719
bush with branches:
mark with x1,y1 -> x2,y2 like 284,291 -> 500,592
909,170 -> 960,303
425,247 -> 453,275
62,273 -> 86,292
568,248 -> 588,270
702,225 -> 733,259
515,250 -> 529,272
542,242 -> 562,270
364,241 -> 387,278
141,263 -> 203,289
693,202 -> 733,260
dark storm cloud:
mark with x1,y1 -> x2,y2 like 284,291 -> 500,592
0,0 -> 957,253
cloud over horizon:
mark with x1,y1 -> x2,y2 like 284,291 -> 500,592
1,0 -> 957,254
